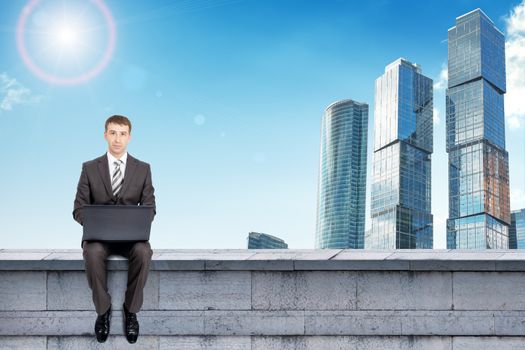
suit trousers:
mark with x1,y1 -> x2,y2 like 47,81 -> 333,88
82,241 -> 153,315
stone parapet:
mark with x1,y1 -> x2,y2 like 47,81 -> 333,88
1,249 -> 525,349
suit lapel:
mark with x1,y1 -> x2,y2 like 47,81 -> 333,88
97,154 -> 114,199
120,154 -> 137,198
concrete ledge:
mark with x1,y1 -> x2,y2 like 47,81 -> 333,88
2,249 -> 525,348
3,336 -> 525,350
1,310 -> 522,336
250,336 -> 525,350
3,249 -> 525,271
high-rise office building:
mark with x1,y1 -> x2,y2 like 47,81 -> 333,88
315,99 -> 368,248
509,209 -> 525,249
368,58 -> 433,249
446,9 -> 511,249
247,232 -> 288,249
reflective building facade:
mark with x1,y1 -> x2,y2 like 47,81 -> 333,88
368,58 -> 433,249
509,209 -> 525,249
316,100 -> 368,248
247,232 -> 288,249
446,9 -> 511,249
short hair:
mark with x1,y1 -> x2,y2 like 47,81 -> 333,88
105,115 -> 132,133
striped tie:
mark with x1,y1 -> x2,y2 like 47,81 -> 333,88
111,160 -> 123,197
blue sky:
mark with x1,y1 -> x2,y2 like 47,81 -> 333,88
1,0 -> 524,249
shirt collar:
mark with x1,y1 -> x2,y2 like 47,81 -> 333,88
107,151 -> 128,166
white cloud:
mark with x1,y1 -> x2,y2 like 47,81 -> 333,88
505,0 -> 525,129
0,73 -> 41,111
433,107 -> 440,125
433,64 -> 447,91
507,1 -> 525,36
508,115 -> 521,129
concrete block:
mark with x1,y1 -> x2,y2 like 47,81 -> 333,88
495,253 -> 525,271
495,260 -> 525,271
303,336 -> 359,350
251,336 -> 452,350
409,260 -> 496,271
248,251 -> 301,260
43,252 -> 85,271
453,272 -> 525,310
389,251 -> 500,271
0,336 -> 46,349
321,250 -> 408,271
304,311 -> 401,335
0,310 -> 203,336
262,249 -> 344,270
399,311 -> 494,335
160,249 -> 256,259
140,311 -> 204,335
205,260 -> 294,271
47,335 -> 159,349
47,271 -> 159,311
0,311 -> 93,335
304,311 -> 494,336
204,311 -> 304,335
252,271 -> 357,310
0,252 -> 53,270
0,251 -> 51,260
159,271 -> 251,310
498,252 -> 525,259
203,251 -> 296,270
239,249 -> 342,271
160,336 -> 250,349
204,251 -> 257,260
297,259 -> 409,271
293,249 -> 342,259
332,250 -> 396,259
389,250 -> 503,261
0,272 -> 46,311
47,272 -> 92,310
494,311 -> 525,335
154,251 -> 238,270
252,336 -> 359,350
357,336 -> 452,350
357,271 -> 452,310
1,249 -> 72,253
452,336 -> 525,350
152,259 -> 205,271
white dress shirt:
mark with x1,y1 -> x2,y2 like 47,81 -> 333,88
107,151 -> 128,180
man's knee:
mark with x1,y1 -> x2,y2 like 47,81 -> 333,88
83,241 -> 107,262
130,242 -> 152,262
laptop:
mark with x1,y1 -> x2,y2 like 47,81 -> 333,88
82,205 -> 154,242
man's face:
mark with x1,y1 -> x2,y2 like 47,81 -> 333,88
104,122 -> 131,158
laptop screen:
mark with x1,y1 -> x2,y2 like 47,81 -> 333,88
82,205 -> 154,242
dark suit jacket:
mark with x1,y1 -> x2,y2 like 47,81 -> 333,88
73,153 -> 156,244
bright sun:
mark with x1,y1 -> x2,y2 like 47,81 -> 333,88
54,24 -> 79,47
16,0 -> 116,85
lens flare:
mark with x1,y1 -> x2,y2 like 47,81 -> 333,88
55,24 -> 78,47
16,0 -> 116,85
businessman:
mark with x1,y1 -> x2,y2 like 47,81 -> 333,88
73,115 -> 155,344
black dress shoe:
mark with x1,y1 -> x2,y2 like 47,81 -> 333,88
95,306 -> 111,343
123,303 -> 139,344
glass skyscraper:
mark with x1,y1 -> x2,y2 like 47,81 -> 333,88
509,209 -> 525,249
446,9 -> 511,249
368,58 -> 433,249
247,232 -> 288,249
315,99 -> 368,248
